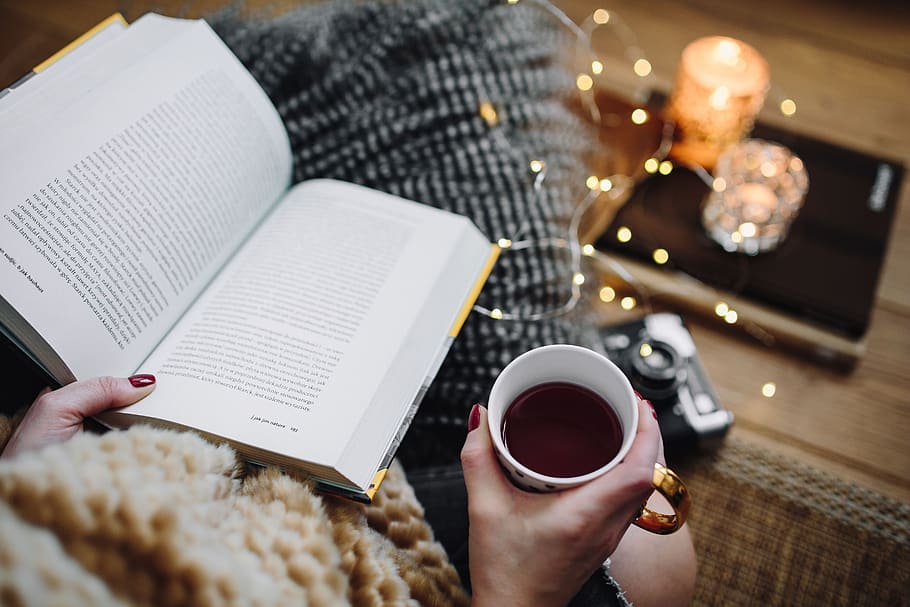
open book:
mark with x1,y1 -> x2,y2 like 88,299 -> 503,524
0,14 -> 498,501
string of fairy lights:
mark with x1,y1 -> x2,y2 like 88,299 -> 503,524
471,0 -> 799,397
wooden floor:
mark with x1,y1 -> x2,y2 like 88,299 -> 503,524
2,0 -> 909,502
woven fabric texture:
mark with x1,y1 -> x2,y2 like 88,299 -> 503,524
677,436 -> 910,606
210,0 -> 604,468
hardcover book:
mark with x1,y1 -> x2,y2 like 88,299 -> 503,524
0,14 -> 498,501
592,100 -> 903,367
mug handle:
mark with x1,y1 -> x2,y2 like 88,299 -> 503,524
633,463 -> 692,535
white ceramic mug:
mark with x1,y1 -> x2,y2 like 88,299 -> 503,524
487,344 -> 691,534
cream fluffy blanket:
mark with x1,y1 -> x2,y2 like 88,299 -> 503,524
0,418 -> 469,606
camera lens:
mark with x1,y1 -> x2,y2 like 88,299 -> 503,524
627,339 -> 680,400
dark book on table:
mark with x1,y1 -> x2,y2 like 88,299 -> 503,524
595,119 -> 903,355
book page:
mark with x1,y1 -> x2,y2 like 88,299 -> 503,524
0,16 -> 291,381
112,180 -> 493,490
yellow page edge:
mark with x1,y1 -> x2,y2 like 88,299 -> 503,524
363,468 -> 389,502
448,243 -> 500,337
34,13 -> 128,73
364,243 -> 498,502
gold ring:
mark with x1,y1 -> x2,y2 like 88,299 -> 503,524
633,463 -> 692,535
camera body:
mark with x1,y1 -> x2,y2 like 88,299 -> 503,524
601,313 -> 733,454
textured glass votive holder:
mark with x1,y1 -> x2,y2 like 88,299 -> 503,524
701,139 -> 809,255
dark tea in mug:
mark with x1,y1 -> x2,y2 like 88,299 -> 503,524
501,381 -> 623,478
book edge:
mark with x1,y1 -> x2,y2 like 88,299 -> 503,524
33,14 -> 129,74
594,254 -> 866,368
448,243 -> 500,337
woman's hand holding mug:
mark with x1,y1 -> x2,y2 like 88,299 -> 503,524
462,344 -> 692,607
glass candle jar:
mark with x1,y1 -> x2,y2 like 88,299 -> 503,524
701,139 -> 809,255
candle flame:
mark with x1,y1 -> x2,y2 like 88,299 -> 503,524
713,38 -> 746,71
709,86 -> 731,110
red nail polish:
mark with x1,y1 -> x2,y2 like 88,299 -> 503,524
648,401 -> 658,420
467,403 -> 482,432
129,374 -> 156,388
634,390 -> 644,400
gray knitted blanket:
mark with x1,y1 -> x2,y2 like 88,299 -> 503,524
210,0 -> 604,468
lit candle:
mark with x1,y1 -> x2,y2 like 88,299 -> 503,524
735,182 -> 777,224
666,36 -> 770,168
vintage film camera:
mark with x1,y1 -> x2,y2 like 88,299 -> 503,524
601,313 -> 733,454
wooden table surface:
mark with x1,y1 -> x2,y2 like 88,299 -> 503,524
2,0 -> 909,501
556,0 -> 910,502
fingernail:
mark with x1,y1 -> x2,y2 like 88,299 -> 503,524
129,374 -> 156,388
467,403 -> 482,432
634,390 -> 644,400
648,400 -> 658,420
